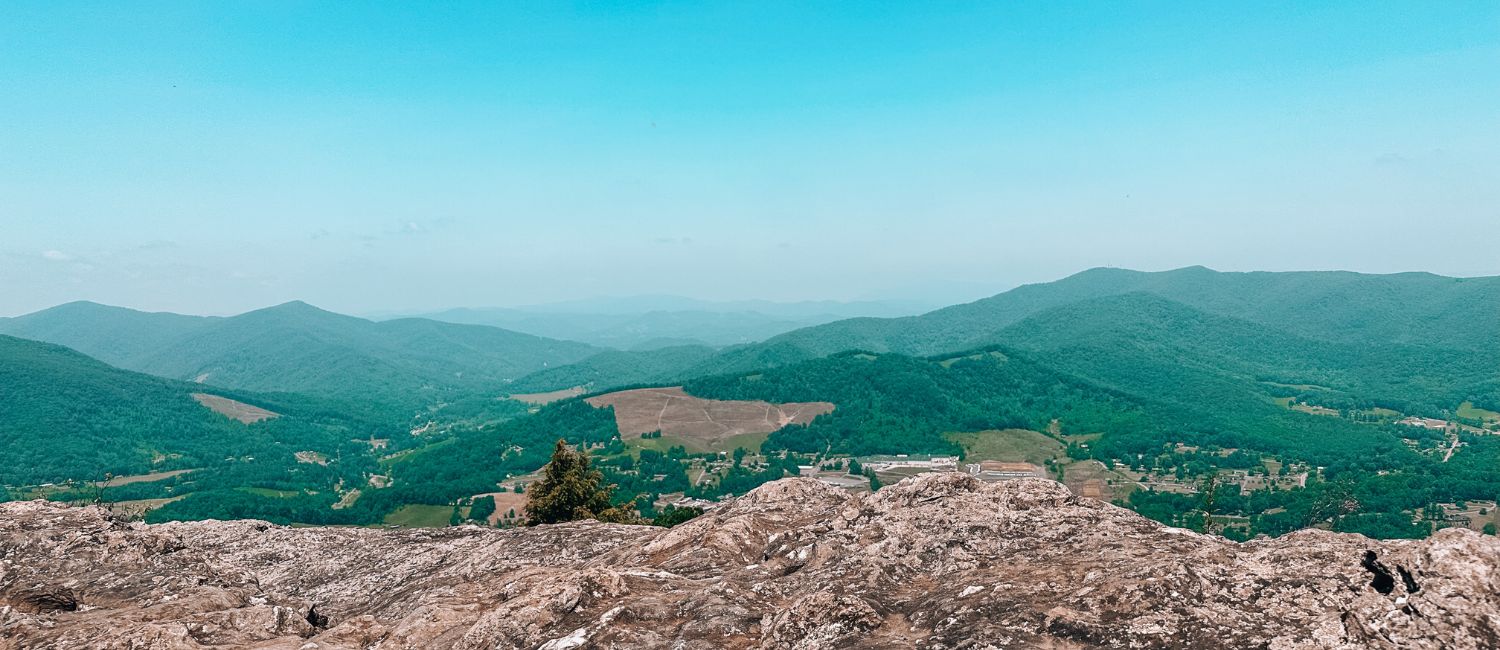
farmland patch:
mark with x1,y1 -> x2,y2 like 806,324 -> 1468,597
946,429 -> 1066,466
509,386 -> 587,405
192,393 -> 279,424
586,386 -> 833,450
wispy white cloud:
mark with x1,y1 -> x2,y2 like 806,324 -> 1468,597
41,249 -> 74,262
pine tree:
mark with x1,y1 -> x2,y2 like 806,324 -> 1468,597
524,439 -> 641,525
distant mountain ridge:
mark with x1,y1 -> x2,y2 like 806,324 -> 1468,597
0,300 -> 599,409
382,296 -> 938,349
505,267 -> 1500,402
750,266 -> 1500,360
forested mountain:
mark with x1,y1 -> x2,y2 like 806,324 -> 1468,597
521,268 -> 1500,403
680,336 -> 1500,539
0,301 -> 217,368
728,266 -> 1500,361
0,301 -> 599,409
505,345 -> 718,394
685,349 -> 1146,456
0,335 -> 386,486
987,293 -> 1500,417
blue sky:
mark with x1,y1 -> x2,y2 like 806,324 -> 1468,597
3,2 -> 1497,315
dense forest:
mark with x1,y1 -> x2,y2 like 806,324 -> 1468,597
0,335 -> 388,486
685,349 -> 1145,456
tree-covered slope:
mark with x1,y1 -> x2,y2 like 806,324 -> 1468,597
505,345 -> 718,394
728,266 -> 1500,362
506,268 -> 1500,399
0,335 -> 383,486
1035,267 -> 1500,352
988,293 -> 1500,417
0,301 -> 217,368
684,349 -> 1149,457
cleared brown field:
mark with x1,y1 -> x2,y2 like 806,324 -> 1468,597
473,491 -> 530,525
192,393 -> 279,424
585,386 -> 833,448
106,496 -> 184,518
1064,460 -> 1138,502
98,469 -> 194,487
509,386 -> 587,405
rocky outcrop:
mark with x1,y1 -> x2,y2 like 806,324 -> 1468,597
3,473 -> 1498,649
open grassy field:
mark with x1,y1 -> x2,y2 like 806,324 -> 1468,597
191,393 -> 279,424
384,504 -> 456,527
946,429 -> 1065,465
586,386 -> 833,450
1290,402 -> 1340,417
1459,402 -> 1500,425
627,430 -> 771,455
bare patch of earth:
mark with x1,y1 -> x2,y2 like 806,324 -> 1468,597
585,386 -> 833,447
192,393 -> 279,424
508,386 -> 587,405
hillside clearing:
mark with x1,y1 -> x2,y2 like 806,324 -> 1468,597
1459,402 -> 1500,425
1063,460 -> 1137,502
191,393 -> 279,424
384,504 -> 455,528
97,469 -> 195,487
585,386 -> 833,450
471,491 -> 529,525
509,386 -> 587,405
946,429 -> 1066,465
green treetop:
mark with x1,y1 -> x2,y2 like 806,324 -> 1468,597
524,439 -> 641,526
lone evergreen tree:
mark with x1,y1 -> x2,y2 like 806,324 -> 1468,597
524,439 -> 641,525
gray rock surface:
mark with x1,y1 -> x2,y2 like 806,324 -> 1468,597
3,473 -> 1498,649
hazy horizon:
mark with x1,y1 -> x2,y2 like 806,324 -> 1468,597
7,264 -> 1498,320
5,3 -> 1498,316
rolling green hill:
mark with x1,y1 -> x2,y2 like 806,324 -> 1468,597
677,333 -> 1500,539
0,301 -> 217,368
684,348 -> 1147,457
0,301 -> 600,410
505,344 -> 718,394
0,335 -> 386,487
720,266 -> 1500,362
987,293 -> 1500,417
526,267 -> 1500,412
